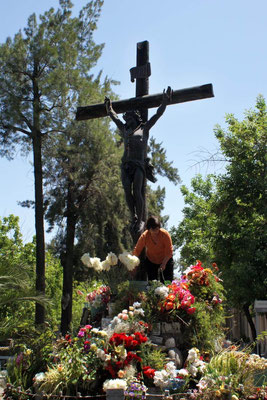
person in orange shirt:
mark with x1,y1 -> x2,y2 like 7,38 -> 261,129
133,216 -> 174,282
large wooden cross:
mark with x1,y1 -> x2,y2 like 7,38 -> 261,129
76,41 -> 214,243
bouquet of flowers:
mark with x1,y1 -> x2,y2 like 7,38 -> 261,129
144,280 -> 196,323
182,261 -> 223,304
85,285 -> 111,308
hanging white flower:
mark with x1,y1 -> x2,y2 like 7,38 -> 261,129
106,252 -> 118,266
119,252 -> 140,271
90,257 -> 103,272
102,259 -> 111,271
81,253 -> 92,268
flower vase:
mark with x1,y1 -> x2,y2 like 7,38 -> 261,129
106,388 -> 125,400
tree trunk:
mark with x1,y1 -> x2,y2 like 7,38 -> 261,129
243,302 -> 257,342
60,183 -> 77,335
33,130 -> 46,325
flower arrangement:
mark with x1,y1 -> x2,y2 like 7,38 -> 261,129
143,280 -> 195,324
85,285 -> 111,308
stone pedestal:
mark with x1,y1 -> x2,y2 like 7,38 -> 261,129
106,388 -> 125,400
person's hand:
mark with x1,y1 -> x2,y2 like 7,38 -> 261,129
160,263 -> 166,271
104,96 -> 111,113
162,86 -> 172,104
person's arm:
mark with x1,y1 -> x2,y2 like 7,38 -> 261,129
145,86 -> 172,131
105,97 -> 125,133
132,231 -> 147,257
160,230 -> 173,271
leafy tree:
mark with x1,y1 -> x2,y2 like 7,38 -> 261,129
0,0 -> 104,324
171,174 -> 217,266
172,97 -> 267,339
212,96 -> 267,339
0,215 -> 62,339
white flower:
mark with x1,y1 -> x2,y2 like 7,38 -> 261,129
187,348 -> 199,363
102,259 -> 111,271
81,253 -> 92,267
106,252 -> 118,266
155,285 -> 169,298
123,364 -> 137,379
90,257 -> 103,272
119,252 -> 140,271
91,328 -> 99,334
177,368 -> 189,377
133,302 -> 141,308
34,372 -> 46,384
197,378 -> 208,390
153,362 -> 177,388
103,379 -> 127,391
153,370 -> 169,388
188,364 -> 198,377
96,348 -> 106,361
133,308 -> 145,316
165,361 -> 177,378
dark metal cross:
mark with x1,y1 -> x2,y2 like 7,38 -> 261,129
76,41 -> 214,122
76,40 -> 214,243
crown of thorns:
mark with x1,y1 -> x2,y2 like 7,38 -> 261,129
123,110 -> 142,122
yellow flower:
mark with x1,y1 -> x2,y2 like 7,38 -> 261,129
90,343 -> 97,351
25,349 -> 32,356
215,390 -> 221,397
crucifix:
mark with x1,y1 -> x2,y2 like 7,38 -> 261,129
76,41 -> 214,242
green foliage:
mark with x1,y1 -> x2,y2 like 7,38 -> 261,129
7,327 -> 55,390
171,174 -> 217,266
213,96 -> 267,307
0,215 -> 62,338
139,343 -> 165,371
172,97 -> 267,336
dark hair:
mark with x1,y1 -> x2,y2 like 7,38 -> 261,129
146,216 -> 161,230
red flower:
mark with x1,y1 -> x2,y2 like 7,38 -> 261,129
186,307 -> 196,315
134,332 -> 148,344
165,301 -> 174,310
143,365 -> 156,379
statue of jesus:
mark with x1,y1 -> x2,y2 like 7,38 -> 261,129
105,87 -> 171,236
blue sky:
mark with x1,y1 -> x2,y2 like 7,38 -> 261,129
1,0 -> 266,245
